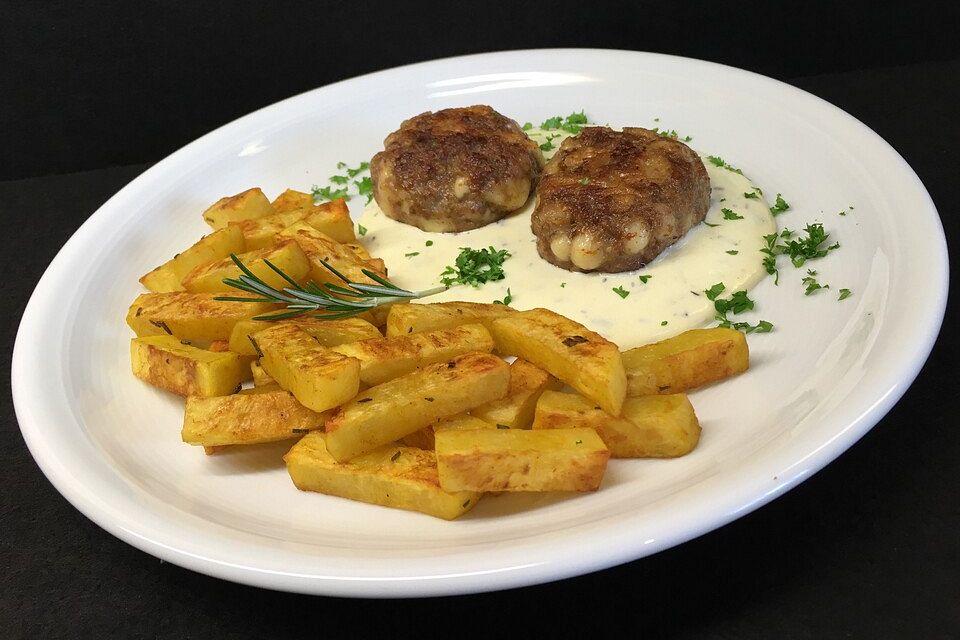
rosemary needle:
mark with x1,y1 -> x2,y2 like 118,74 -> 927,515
215,254 -> 446,321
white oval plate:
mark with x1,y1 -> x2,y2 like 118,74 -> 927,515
12,49 -> 947,597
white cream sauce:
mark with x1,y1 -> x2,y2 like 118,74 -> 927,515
359,129 -> 776,349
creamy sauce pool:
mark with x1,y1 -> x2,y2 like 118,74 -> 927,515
359,129 -> 776,349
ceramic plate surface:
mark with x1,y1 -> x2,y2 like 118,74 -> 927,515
12,49 -> 947,597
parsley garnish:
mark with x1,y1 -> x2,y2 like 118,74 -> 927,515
704,282 -> 726,300
425,240 -> 433,247
493,288 -> 512,306
329,175 -> 349,185
801,269 -> 829,295
579,177 -> 591,185
703,221 -> 721,228
726,250 -> 739,255
706,155 -> 744,175
313,161 -> 371,203
539,134 -> 560,152
613,286 -> 630,299
743,191 -> 759,200
357,224 -> 367,236
722,208 -> 744,220
706,284 -> 772,332
311,184 -> 349,202
661,320 -> 668,326
540,111 -> 589,134
638,274 -> 652,284
440,247 -> 511,287
522,122 -> 533,131
770,193 -> 790,216
838,288 -> 853,301
405,252 -> 419,258
355,176 -> 373,203
781,223 -> 839,267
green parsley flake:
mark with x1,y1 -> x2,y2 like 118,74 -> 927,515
560,282 -> 566,288
522,122 -> 533,131
838,288 -> 853,301
357,224 -> 367,236
801,269 -> 829,295
706,155 -> 744,175
661,320 -> 668,326
355,176 -> 373,203
311,184 -> 349,203
638,274 -> 652,284
703,221 -> 721,228
722,208 -> 744,220
440,247 -> 511,287
425,240 -> 433,247
704,282 -> 726,300
726,250 -> 739,255
613,286 -> 630,299
405,252 -> 419,258
744,191 -> 759,199
329,175 -> 349,185
539,134 -> 560,152
579,177 -> 591,185
770,193 -> 791,216
493,288 -> 513,306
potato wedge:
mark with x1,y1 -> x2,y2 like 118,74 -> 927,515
332,323 -> 494,386
229,316 -> 380,356
385,301 -> 517,337
471,359 -> 562,429
202,187 -> 272,229
126,292 -> 277,342
229,209 -> 312,250
278,221 -> 384,287
532,391 -> 701,458
181,239 -> 309,293
324,352 -> 510,462
401,414 -> 501,450
271,188 -> 313,213
254,324 -> 360,412
250,359 -> 275,386
181,388 -> 329,446
622,328 -> 749,396
436,427 -> 609,492
131,335 -> 247,397
285,432 -> 480,520
139,226 -> 245,293
491,308 -> 626,415
303,199 -> 356,243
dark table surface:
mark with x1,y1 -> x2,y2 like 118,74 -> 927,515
3,59 -> 957,639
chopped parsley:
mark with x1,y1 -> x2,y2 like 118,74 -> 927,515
743,191 -> 759,200
540,111 -> 589,134
706,284 -> 773,333
493,288 -> 513,306
425,240 -> 433,247
522,122 -> 533,131
560,282 -> 566,288
579,177 -> 591,185
312,161 -> 371,203
329,175 -> 349,185
613,286 -> 630,299
770,193 -> 791,216
355,176 -> 373,203
311,184 -> 349,202
838,288 -> 853,301
638,274 -> 652,284
761,223 -> 840,285
651,127 -> 692,142
726,250 -> 739,255
539,134 -> 560,152
357,224 -> 367,236
661,320 -> 668,326
404,252 -> 419,258
706,155 -> 744,175
704,282 -> 726,301
703,221 -> 721,228
721,208 -> 744,220
801,269 -> 829,295
440,246 -> 511,287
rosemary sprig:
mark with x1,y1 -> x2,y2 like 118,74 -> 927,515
215,254 -> 447,321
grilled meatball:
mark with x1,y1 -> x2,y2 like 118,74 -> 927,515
532,127 -> 710,273
370,105 -> 544,232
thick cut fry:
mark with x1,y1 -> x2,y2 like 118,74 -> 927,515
332,323 -> 495,386
255,324 -> 360,412
126,292 -> 278,342
532,391 -> 701,458
181,388 -> 329,446
436,427 -> 609,492
181,239 -> 309,293
471,359 -> 562,429
139,226 -> 245,293
303,199 -> 356,243
250,360 -> 275,386
202,187 -> 272,229
229,316 -> 380,355
271,188 -> 313,213
491,308 -> 626,415
401,414 -> 501,450
324,352 -> 510,462
385,301 -> 517,337
229,209 -> 311,250
285,432 -> 480,520
131,335 -> 246,397
622,328 -> 749,396
278,221 -> 385,287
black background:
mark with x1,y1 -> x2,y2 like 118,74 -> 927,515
2,2 -> 959,638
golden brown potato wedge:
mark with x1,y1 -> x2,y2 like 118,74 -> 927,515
435,427 -> 609,492
324,352 -> 511,462
385,301 -> 517,337
254,324 -> 360,412
229,209 -> 312,251
401,414 -> 502,450
532,390 -> 701,458
229,316 -> 381,356
250,359 -> 275,386
181,388 -> 330,447
285,432 -> 481,520
491,308 -> 626,415
202,187 -> 273,229
131,335 -> 247,397
622,328 -> 749,396
126,292 -> 278,342
302,199 -> 356,243
471,359 -> 562,429
332,323 -> 495,386
181,239 -> 310,293
271,188 -> 314,213
139,226 -> 246,293
278,221 -> 385,288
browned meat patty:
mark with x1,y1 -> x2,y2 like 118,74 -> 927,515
370,105 -> 544,232
531,126 -> 710,273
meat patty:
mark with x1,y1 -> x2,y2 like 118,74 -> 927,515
370,105 -> 544,232
531,127 -> 710,273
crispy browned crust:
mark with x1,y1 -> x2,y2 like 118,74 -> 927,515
370,105 -> 544,232
531,127 -> 710,273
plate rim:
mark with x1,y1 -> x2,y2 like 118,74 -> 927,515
11,48 -> 949,597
